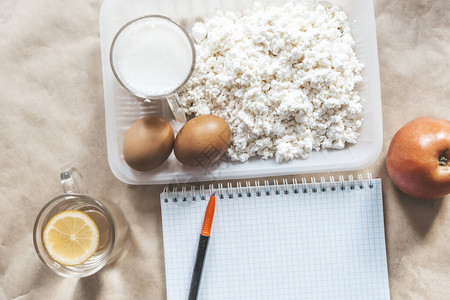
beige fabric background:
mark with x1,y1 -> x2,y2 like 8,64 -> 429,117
0,0 -> 449,299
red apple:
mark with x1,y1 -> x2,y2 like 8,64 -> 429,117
386,117 -> 450,200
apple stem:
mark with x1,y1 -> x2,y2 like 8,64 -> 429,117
438,149 -> 448,166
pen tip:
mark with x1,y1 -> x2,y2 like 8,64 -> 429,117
201,196 -> 215,236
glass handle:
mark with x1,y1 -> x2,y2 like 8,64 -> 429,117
166,94 -> 187,123
60,167 -> 87,194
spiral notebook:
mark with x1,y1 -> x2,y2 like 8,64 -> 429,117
160,174 -> 390,299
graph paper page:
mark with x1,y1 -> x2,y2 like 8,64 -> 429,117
160,178 -> 389,299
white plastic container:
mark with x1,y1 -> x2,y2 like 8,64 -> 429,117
99,0 -> 382,185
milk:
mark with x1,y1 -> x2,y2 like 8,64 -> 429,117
112,17 -> 194,97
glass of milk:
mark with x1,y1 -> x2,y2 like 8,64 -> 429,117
110,15 -> 196,123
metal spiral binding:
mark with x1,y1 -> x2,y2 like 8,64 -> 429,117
264,180 -> 270,196
301,178 -> 307,193
191,186 -> 196,201
358,174 -> 364,189
367,173 -> 374,189
163,187 -> 169,203
255,181 -> 261,197
227,182 -> 233,199
236,182 -> 243,198
162,173 -> 375,203
330,176 -> 336,191
282,179 -> 289,194
245,181 -> 252,197
172,187 -> 178,202
292,178 -> 299,194
218,183 -> 224,199
320,177 -> 326,192
339,175 -> 345,190
349,175 -> 355,190
181,186 -> 187,201
272,180 -> 279,195
200,185 -> 206,200
311,177 -> 318,193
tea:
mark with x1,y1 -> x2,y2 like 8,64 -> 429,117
34,193 -> 128,277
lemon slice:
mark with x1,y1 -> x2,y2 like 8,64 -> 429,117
43,210 -> 99,266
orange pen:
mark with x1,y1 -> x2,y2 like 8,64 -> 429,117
188,195 -> 216,300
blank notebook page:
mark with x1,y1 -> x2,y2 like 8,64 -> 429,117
160,178 -> 390,299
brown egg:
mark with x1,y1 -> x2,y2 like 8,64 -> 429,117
174,115 -> 231,167
123,116 -> 174,171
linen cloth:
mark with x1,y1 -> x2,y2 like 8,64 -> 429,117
0,0 -> 449,299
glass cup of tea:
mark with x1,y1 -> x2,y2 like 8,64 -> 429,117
33,167 -> 128,278
110,15 -> 196,123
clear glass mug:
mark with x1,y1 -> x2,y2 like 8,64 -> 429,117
33,168 -> 128,278
110,15 -> 196,123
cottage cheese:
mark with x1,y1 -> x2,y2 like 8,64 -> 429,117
179,2 -> 363,163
